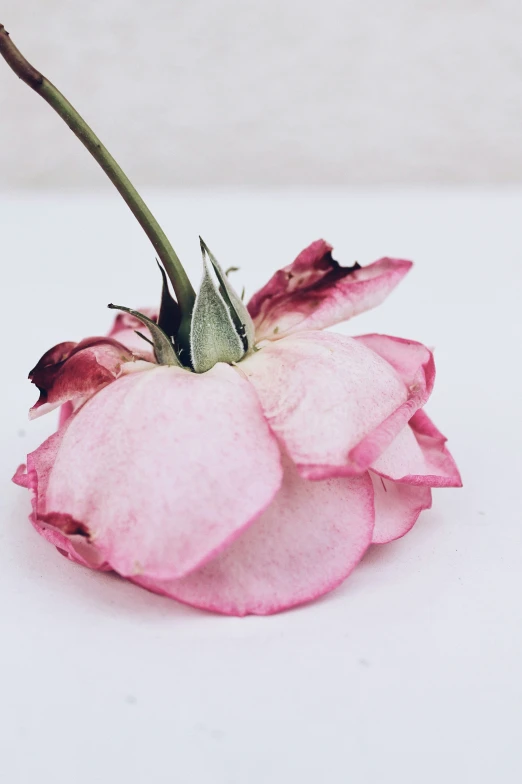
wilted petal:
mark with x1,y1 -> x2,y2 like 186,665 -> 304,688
58,401 -> 75,427
348,334 -> 435,470
43,364 -> 283,580
241,331 -> 429,479
370,472 -> 432,544
108,304 -> 182,367
28,342 -> 77,411
354,333 -> 435,393
134,454 -> 374,616
371,409 -> 462,487
248,240 -> 412,341
13,430 -> 109,569
108,307 -> 158,358
29,337 -> 135,419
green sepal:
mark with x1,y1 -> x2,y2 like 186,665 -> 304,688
189,255 -> 245,374
156,260 -> 181,343
199,238 -> 255,351
107,304 -> 183,367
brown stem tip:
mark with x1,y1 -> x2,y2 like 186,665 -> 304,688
0,24 -> 43,90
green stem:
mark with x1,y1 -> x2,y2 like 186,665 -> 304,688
0,24 -> 196,322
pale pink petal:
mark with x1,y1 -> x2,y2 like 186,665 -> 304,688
355,337 -> 459,486
348,334 -> 435,470
58,401 -> 74,427
43,364 -> 283,580
134,454 -> 374,616
108,308 -> 158,334
241,331 -> 430,479
108,308 -> 157,359
354,333 -> 435,392
29,337 -> 135,419
370,472 -> 432,544
410,410 -> 462,484
371,410 -> 462,487
248,239 -> 412,341
13,430 -> 109,570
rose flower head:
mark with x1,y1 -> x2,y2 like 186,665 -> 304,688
2,23 -> 461,615
14,238 -> 461,615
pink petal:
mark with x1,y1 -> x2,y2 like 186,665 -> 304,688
248,239 -> 412,341
370,472 -> 432,544
13,430 -> 109,570
29,337 -> 135,419
354,337 -> 460,486
241,331 -> 429,480
108,307 -> 158,359
371,410 -> 462,487
348,334 -> 435,470
43,364 -> 283,581
354,333 -> 435,392
134,454 -> 374,616
58,401 -> 74,427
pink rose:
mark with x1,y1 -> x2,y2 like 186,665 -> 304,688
13,240 -> 461,615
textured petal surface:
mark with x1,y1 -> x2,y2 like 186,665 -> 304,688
13,430 -> 109,569
354,333 -> 435,392
371,410 -> 462,486
44,364 -> 283,580
241,331 -> 427,479
248,239 -> 412,341
348,334 -> 436,470
370,471 -> 432,544
134,454 -> 375,616
29,337 -> 134,419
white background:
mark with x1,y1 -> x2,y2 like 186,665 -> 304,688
1,0 -> 522,187
1,189 -> 521,782
1,2 -> 521,782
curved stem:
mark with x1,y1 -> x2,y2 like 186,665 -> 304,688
0,24 -> 196,319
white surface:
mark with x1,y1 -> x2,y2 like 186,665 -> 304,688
2,1 -> 522,187
1,188 -> 521,783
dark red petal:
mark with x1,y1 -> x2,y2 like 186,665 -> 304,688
248,240 -> 336,320
29,337 -> 134,419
